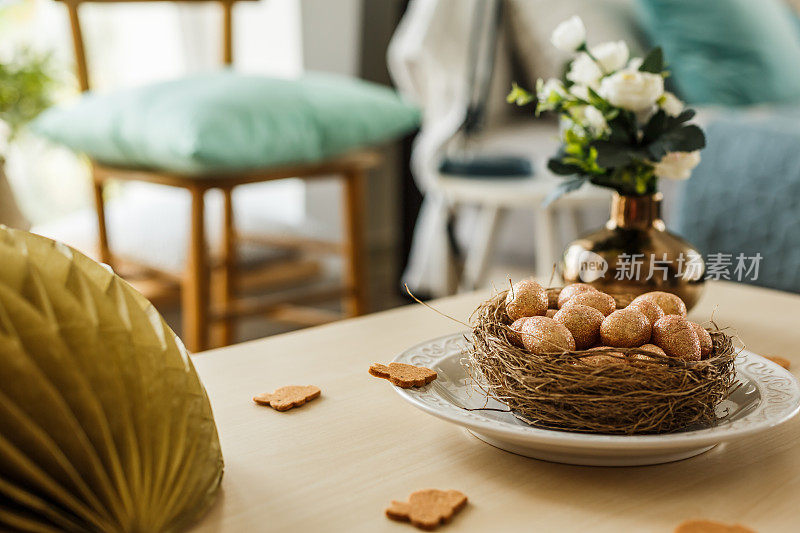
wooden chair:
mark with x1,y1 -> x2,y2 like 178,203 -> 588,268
59,0 -> 377,351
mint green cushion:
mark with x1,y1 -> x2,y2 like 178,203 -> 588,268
33,71 -> 420,175
636,0 -> 800,106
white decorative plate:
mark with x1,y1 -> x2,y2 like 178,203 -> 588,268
393,333 -> 800,466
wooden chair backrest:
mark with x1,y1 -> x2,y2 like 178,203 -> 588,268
57,0 -> 257,91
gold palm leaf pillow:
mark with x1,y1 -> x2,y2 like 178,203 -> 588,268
0,227 -> 223,532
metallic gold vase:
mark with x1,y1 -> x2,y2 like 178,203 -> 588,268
561,193 -> 705,310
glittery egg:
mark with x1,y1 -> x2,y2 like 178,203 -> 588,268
631,291 -> 687,317
580,346 -> 626,366
553,304 -> 604,349
690,322 -> 714,358
520,316 -> 576,354
639,343 -> 667,357
566,290 -> 616,316
652,315 -> 701,361
627,298 -> 665,328
600,308 -> 651,347
507,317 -> 529,348
557,283 -> 597,308
505,279 -> 548,320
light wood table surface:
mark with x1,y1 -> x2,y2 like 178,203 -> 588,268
191,281 -> 800,533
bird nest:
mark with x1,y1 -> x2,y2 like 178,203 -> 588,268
466,289 -> 737,435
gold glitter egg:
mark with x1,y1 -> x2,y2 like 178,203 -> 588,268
520,316 -> 576,354
580,346 -> 626,366
639,343 -> 667,357
553,304 -> 604,349
690,322 -> 714,358
505,279 -> 548,320
631,291 -> 687,317
600,308 -> 651,347
507,317 -> 529,348
627,298 -> 665,328
566,290 -> 616,316
557,283 -> 597,308
652,315 -> 701,361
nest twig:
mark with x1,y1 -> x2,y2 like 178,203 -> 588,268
466,290 -> 737,435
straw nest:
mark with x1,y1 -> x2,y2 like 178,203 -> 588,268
467,288 -> 737,435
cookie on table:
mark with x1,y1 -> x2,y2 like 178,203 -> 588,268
386,489 -> 467,530
253,385 -> 321,411
370,362 -> 437,388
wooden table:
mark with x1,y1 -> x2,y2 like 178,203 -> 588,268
191,281 -> 800,532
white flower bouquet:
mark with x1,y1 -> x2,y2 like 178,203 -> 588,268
508,16 -> 706,203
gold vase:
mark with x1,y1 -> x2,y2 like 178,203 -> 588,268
561,192 -> 705,310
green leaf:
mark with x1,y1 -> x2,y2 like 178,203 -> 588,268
639,46 -> 664,74
507,82 -> 534,106
674,109 -> 696,123
672,124 -> 706,151
646,125 -> 706,160
642,109 -> 667,144
592,140 -> 636,168
543,178 -> 586,207
547,158 -> 583,176
586,86 -> 609,109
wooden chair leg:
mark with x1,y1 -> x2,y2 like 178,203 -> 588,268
341,167 -> 368,317
183,186 -> 209,352
218,187 -> 236,346
91,175 -> 112,265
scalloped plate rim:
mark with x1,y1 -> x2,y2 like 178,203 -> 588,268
391,332 -> 800,450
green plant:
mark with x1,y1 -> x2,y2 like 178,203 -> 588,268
0,49 -> 54,142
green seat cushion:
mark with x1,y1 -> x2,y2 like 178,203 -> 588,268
33,71 -> 420,175
636,0 -> 800,106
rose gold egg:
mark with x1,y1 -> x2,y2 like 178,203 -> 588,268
545,309 -> 557,318
690,322 -> 714,358
580,346 -> 626,366
520,316 -> 576,354
557,283 -> 597,308
505,279 -> 548,320
631,291 -> 687,317
507,318 -> 529,348
652,315 -> 701,361
627,298 -> 665,329
600,308 -> 651,347
553,304 -> 604,349
565,291 -> 616,316
639,343 -> 666,357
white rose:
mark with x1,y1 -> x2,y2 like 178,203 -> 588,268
660,91 -> 684,116
653,151 -> 701,180
538,78 -> 566,100
599,69 -> 664,111
567,53 -> 602,87
590,41 -> 629,73
551,16 -> 586,52
627,57 -> 643,71
583,106 -> 608,134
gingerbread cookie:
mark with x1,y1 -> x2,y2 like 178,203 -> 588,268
369,362 -> 437,388
766,356 -> 791,370
674,519 -> 755,533
252,385 -> 321,411
386,489 -> 467,530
